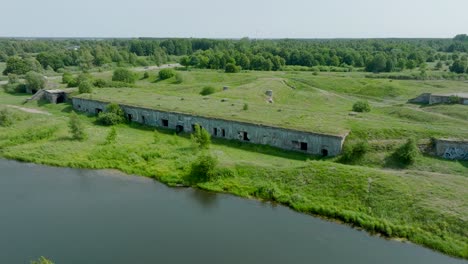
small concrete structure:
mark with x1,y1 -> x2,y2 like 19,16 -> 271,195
26,89 -> 73,104
435,138 -> 468,160
72,97 -> 347,156
265,90 -> 273,97
410,93 -> 468,105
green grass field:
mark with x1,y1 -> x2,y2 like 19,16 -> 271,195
1,68 -> 467,258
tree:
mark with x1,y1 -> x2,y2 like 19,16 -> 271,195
25,71 -> 46,91
191,124 -> 211,149
365,54 -> 387,73
112,68 -> 136,83
393,138 -> 419,165
78,80 -> 93,94
68,112 -> 87,140
62,72 -> 74,84
188,153 -> 218,183
158,68 -> 175,80
449,60 -> 467,74
225,63 -> 240,73
435,61 -> 443,70
3,56 -> 29,75
352,100 -> 371,112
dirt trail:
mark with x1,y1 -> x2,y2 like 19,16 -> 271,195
5,105 -> 51,115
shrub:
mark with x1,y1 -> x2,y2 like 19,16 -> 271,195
68,112 -> 87,141
352,100 -> 371,112
243,103 -> 249,110
191,124 -> 211,149
225,63 -> 240,73
112,68 -> 136,83
97,103 -> 125,126
174,72 -> 184,84
200,86 -> 216,96
393,138 -> 419,165
158,68 -> 175,80
143,71 -> 150,79
188,154 -> 218,183
62,72 -> 73,84
0,108 -> 14,127
93,78 -> 108,88
25,71 -> 46,91
340,140 -> 369,163
448,95 -> 460,104
105,127 -> 117,144
8,73 -> 18,84
78,80 -> 93,94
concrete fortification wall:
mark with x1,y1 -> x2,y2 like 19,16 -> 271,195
435,139 -> 468,160
72,98 -> 346,156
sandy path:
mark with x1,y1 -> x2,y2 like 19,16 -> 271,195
5,105 -> 51,115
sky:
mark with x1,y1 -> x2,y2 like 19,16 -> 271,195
1,0 -> 467,38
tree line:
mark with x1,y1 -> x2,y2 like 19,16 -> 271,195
1,35 -> 467,75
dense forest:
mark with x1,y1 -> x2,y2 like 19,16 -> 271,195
1,35 -> 468,75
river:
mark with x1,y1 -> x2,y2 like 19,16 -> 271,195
0,159 -> 465,264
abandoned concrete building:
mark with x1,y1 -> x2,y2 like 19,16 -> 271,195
409,93 -> 468,105
26,89 -> 72,104
72,97 -> 347,156
434,138 -> 468,160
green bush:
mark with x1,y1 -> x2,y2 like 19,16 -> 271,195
200,86 -> 216,96
0,108 -> 14,127
25,71 -> 46,91
97,103 -> 125,126
78,81 -> 93,94
105,127 -> 117,144
62,72 -> 73,84
225,63 -> 240,73
143,71 -> 150,79
448,95 -> 460,104
352,100 -> 371,112
191,124 -> 211,149
158,68 -> 175,80
174,72 -> 184,84
112,68 -> 136,84
340,140 -> 369,163
68,112 -> 87,141
93,78 -> 108,88
188,153 -> 218,183
393,138 -> 419,165
243,103 -> 249,111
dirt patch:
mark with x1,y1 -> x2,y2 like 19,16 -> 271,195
5,105 -> 51,115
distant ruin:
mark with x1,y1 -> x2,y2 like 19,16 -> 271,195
72,97 -> 347,156
434,138 -> 468,160
26,89 -> 72,104
409,93 -> 468,105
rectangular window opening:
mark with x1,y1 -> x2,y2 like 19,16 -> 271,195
222,129 -> 226,137
300,142 -> 308,151
213,128 -> 218,136
162,119 -> 169,127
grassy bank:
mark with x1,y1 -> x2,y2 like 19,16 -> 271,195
0,91 -> 467,259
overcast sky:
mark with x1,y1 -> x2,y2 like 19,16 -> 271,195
1,0 -> 467,38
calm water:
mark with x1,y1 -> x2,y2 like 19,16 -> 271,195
0,159 -> 465,264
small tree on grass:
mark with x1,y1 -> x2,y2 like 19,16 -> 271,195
191,124 -> 211,149
0,108 -> 14,127
158,68 -> 175,80
78,80 -> 93,94
97,103 -> 125,126
352,100 -> 371,112
25,71 -> 46,91
112,68 -> 136,83
105,127 -> 117,145
225,63 -> 240,73
200,86 -> 216,96
68,112 -> 87,141
243,103 -> 249,111
393,138 -> 419,165
188,153 -> 218,183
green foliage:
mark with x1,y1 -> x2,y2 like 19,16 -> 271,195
448,95 -> 460,104
68,112 -> 87,141
191,124 -> 211,149
153,130 -> 160,144
3,56 -> 31,75
93,78 -> 108,88
62,72 -> 73,84
187,153 -> 218,183
449,60 -> 467,74
30,256 -> 54,264
8,73 -> 18,84
352,100 -> 371,112
243,103 -> 249,110
174,72 -> 184,84
366,53 -> 388,73
25,71 -> 46,91
78,80 -> 93,94
158,68 -> 175,80
143,71 -> 150,79
0,108 -> 14,127
112,68 -> 137,83
105,127 -> 117,144
200,86 -> 216,96
340,140 -> 369,163
225,63 -> 240,73
393,138 -> 419,165
97,103 -> 125,126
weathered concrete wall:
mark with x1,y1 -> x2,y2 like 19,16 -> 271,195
43,91 -> 67,104
408,93 -> 431,104
435,139 -> 468,160
72,98 -> 346,156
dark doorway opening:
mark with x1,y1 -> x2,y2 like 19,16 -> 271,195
300,142 -> 308,151
222,129 -> 226,137
242,131 -> 249,141
321,149 -> 328,157
95,108 -> 103,114
127,114 -> 133,122
56,94 -> 65,104
176,125 -> 184,134
31,89 -> 37,94
162,119 -> 169,127
213,128 -> 218,136
141,116 -> 145,124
